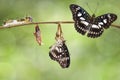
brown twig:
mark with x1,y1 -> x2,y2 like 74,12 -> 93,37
0,21 -> 119,29
0,21 -> 74,29
111,24 -> 120,29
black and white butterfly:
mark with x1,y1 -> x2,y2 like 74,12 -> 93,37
49,39 -> 70,68
70,4 -> 117,38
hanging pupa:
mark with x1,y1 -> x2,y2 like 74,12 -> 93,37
34,24 -> 43,45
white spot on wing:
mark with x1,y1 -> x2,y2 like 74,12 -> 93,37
55,47 -> 59,52
78,12 -> 82,17
103,19 -> 107,23
98,22 -> 103,25
80,17 -> 85,20
99,22 -> 104,25
98,22 -> 104,28
83,12 -> 86,14
76,7 -> 80,10
81,21 -> 89,26
107,14 -> 111,19
101,16 -> 103,19
92,24 -> 99,28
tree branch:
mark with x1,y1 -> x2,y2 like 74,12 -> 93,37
0,21 -> 119,29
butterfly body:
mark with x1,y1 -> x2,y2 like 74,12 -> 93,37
70,4 -> 117,38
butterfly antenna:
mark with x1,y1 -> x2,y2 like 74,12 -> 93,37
94,2 -> 99,14
86,2 -> 94,14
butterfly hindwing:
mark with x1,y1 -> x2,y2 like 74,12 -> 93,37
87,24 -> 104,38
70,4 -> 117,38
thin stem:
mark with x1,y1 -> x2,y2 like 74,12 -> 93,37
0,21 -> 74,29
0,21 -> 119,29
111,24 -> 120,29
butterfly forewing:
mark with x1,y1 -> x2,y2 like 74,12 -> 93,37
70,4 -> 91,35
70,4 -> 91,21
70,4 -> 117,38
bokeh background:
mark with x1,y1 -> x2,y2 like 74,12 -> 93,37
0,0 -> 120,80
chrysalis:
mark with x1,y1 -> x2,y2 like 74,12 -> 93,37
34,24 -> 43,45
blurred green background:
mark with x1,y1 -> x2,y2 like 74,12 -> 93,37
0,0 -> 120,80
